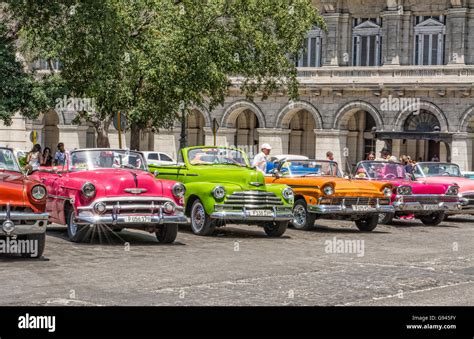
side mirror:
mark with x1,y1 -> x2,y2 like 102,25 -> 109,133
271,168 -> 281,178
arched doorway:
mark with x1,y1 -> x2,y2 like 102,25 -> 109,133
401,110 -> 447,162
234,110 -> 259,157
288,110 -> 316,157
186,110 -> 205,146
42,110 -> 59,151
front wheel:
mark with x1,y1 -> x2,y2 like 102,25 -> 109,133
155,224 -> 178,243
420,212 -> 445,226
20,233 -> 45,258
190,199 -> 215,236
263,221 -> 288,237
355,215 -> 378,232
66,208 -> 86,242
292,199 -> 316,230
378,213 -> 394,225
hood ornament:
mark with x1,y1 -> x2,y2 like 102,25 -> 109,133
250,182 -> 263,187
124,188 -> 147,194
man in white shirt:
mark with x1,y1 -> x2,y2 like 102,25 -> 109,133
252,143 -> 272,173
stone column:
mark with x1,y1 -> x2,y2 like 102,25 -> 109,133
58,125 -> 89,150
382,8 -> 403,66
152,130 -> 180,160
314,129 -> 348,169
257,128 -> 291,156
451,133 -> 472,171
322,13 -> 344,66
204,127 -> 236,148
446,7 -> 467,65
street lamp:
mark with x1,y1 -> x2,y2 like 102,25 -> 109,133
179,108 -> 187,150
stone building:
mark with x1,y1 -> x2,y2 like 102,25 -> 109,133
2,0 -> 474,170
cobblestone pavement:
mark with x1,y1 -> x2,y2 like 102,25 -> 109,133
1,215 -> 473,306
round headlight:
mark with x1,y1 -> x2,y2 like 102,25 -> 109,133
82,182 -> 96,198
31,185 -> 47,200
322,185 -> 334,196
212,186 -> 226,199
383,187 -> 393,197
282,187 -> 294,200
172,183 -> 186,198
94,202 -> 107,214
396,185 -> 412,195
446,185 -> 459,195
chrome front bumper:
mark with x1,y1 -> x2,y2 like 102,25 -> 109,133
0,204 -> 49,236
210,206 -> 293,221
445,197 -> 474,215
308,204 -> 394,215
75,212 -> 187,225
393,201 -> 462,213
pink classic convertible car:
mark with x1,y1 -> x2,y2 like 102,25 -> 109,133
355,161 -> 461,225
30,149 -> 187,243
412,162 -> 474,217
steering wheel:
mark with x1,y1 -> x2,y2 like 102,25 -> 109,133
442,171 -> 450,176
383,173 -> 397,179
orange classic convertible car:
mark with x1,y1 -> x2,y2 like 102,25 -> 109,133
265,158 -> 394,232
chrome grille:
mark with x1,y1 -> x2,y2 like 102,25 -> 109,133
322,197 -> 390,206
220,191 -> 283,209
78,197 -> 178,214
402,195 -> 459,204
462,194 -> 474,206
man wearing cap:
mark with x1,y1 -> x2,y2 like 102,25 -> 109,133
252,143 -> 272,174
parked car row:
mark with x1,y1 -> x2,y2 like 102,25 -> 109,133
1,145 -> 472,259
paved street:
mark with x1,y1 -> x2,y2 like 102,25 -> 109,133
1,216 -> 473,306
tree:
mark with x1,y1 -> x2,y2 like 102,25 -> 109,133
6,0 -> 325,148
0,20 -> 54,126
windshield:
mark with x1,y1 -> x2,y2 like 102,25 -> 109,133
277,160 -> 341,177
0,149 -> 21,172
69,150 -> 146,171
414,162 -> 462,177
187,147 -> 249,167
356,161 -> 409,180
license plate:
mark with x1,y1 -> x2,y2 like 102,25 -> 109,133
422,205 -> 438,211
248,210 -> 273,217
352,205 -> 375,212
124,216 -> 152,223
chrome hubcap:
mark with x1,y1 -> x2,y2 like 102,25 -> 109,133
192,203 -> 205,232
293,205 -> 306,228
70,211 -> 77,236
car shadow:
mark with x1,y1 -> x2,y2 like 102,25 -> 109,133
386,220 -> 460,228
178,224 -> 292,239
46,226 -> 186,246
308,224 -> 391,234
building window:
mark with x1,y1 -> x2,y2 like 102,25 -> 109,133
414,16 -> 445,65
352,18 -> 382,66
296,27 -> 322,67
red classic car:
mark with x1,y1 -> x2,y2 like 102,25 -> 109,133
355,161 -> 461,225
412,162 -> 474,217
0,147 -> 48,258
30,149 -> 187,243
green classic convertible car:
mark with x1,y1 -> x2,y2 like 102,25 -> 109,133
148,146 -> 294,237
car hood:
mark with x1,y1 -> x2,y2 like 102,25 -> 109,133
68,169 -> 163,196
0,170 -> 44,210
417,176 -> 474,193
190,165 -> 266,190
368,178 -> 452,194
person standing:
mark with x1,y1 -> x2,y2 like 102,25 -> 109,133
252,143 -> 272,174
26,144 -> 43,172
54,142 -> 67,166
322,151 -> 336,175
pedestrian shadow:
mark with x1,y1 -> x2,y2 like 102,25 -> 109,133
46,225 -> 186,246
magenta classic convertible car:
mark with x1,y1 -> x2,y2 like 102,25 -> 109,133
30,149 -> 187,243
355,161 -> 461,225
412,162 -> 474,217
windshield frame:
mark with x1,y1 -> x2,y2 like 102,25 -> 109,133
67,149 -> 147,172
355,160 -> 410,180
0,147 -> 22,173
275,159 -> 342,178
185,146 -> 250,167
414,162 -> 462,178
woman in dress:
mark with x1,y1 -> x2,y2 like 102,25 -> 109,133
25,144 -> 43,172
42,147 -> 53,166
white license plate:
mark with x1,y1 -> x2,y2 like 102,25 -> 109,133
422,205 -> 438,211
124,216 -> 152,223
352,205 -> 375,212
248,210 -> 273,217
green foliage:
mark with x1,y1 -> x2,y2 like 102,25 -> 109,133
5,0 -> 325,144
